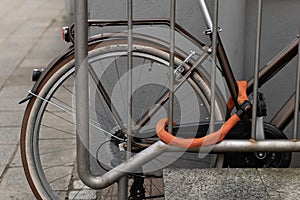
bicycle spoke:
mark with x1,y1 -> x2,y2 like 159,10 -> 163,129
114,57 -> 128,120
45,110 -> 74,125
40,147 -> 75,156
48,174 -> 72,186
89,64 -> 125,131
144,178 -> 164,199
52,96 -> 73,111
29,91 -> 74,115
43,162 -> 75,171
41,124 -> 75,137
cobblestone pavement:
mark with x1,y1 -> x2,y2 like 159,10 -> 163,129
0,0 -> 67,199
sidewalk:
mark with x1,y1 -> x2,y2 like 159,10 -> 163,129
0,0 -> 67,199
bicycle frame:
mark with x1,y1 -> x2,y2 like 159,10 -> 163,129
199,0 -> 299,133
86,22 -> 299,133
248,38 -> 298,130
74,0 -> 300,190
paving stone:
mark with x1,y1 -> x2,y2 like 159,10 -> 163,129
0,191 -> 35,200
0,111 -> 23,127
163,168 -> 269,200
164,168 -> 300,200
0,127 -> 21,144
0,145 -> 18,166
0,167 -> 32,193
10,147 -> 22,167
0,97 -> 27,111
68,190 -> 97,200
20,23 -> 68,68
0,40 -> 32,76
0,85 -> 32,99
73,180 -> 90,190
0,68 -> 16,88
0,164 -> 6,177
3,67 -> 34,88
258,168 -> 300,200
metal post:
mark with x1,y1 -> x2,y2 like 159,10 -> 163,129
118,177 -> 128,200
251,0 -> 263,140
209,0 -> 219,168
127,0 -> 133,162
210,0 -> 218,135
293,30 -> 300,140
168,0 -> 176,133
75,0 -> 90,186
118,0 -> 133,199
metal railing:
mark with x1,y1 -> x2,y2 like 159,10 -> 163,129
74,0 -> 300,198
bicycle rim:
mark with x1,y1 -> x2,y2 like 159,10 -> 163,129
21,40 -> 224,199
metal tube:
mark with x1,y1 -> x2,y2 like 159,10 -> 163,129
217,35 -> 240,109
210,0 -> 218,134
119,0 -> 134,198
251,0 -> 263,140
271,94 -> 295,130
293,30 -> 300,140
75,141 -> 169,189
74,0 -> 91,187
198,0 -> 213,29
247,38 -> 298,95
168,0 -> 176,133
198,0 -> 240,110
88,18 -> 206,47
118,177 -> 128,200
76,138 -> 300,190
185,140 -> 300,153
127,0 -> 133,155
208,0 -> 219,167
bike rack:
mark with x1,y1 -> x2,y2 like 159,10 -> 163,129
74,0 -> 300,197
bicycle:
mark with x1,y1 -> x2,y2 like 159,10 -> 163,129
19,0 -> 297,199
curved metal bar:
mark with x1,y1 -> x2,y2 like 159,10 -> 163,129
77,141 -> 169,189
87,19 -> 206,47
77,138 -> 300,190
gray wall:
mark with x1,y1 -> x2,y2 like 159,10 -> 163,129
66,0 -> 300,134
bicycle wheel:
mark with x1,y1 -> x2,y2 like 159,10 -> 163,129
21,35 -> 225,199
224,123 -> 292,168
